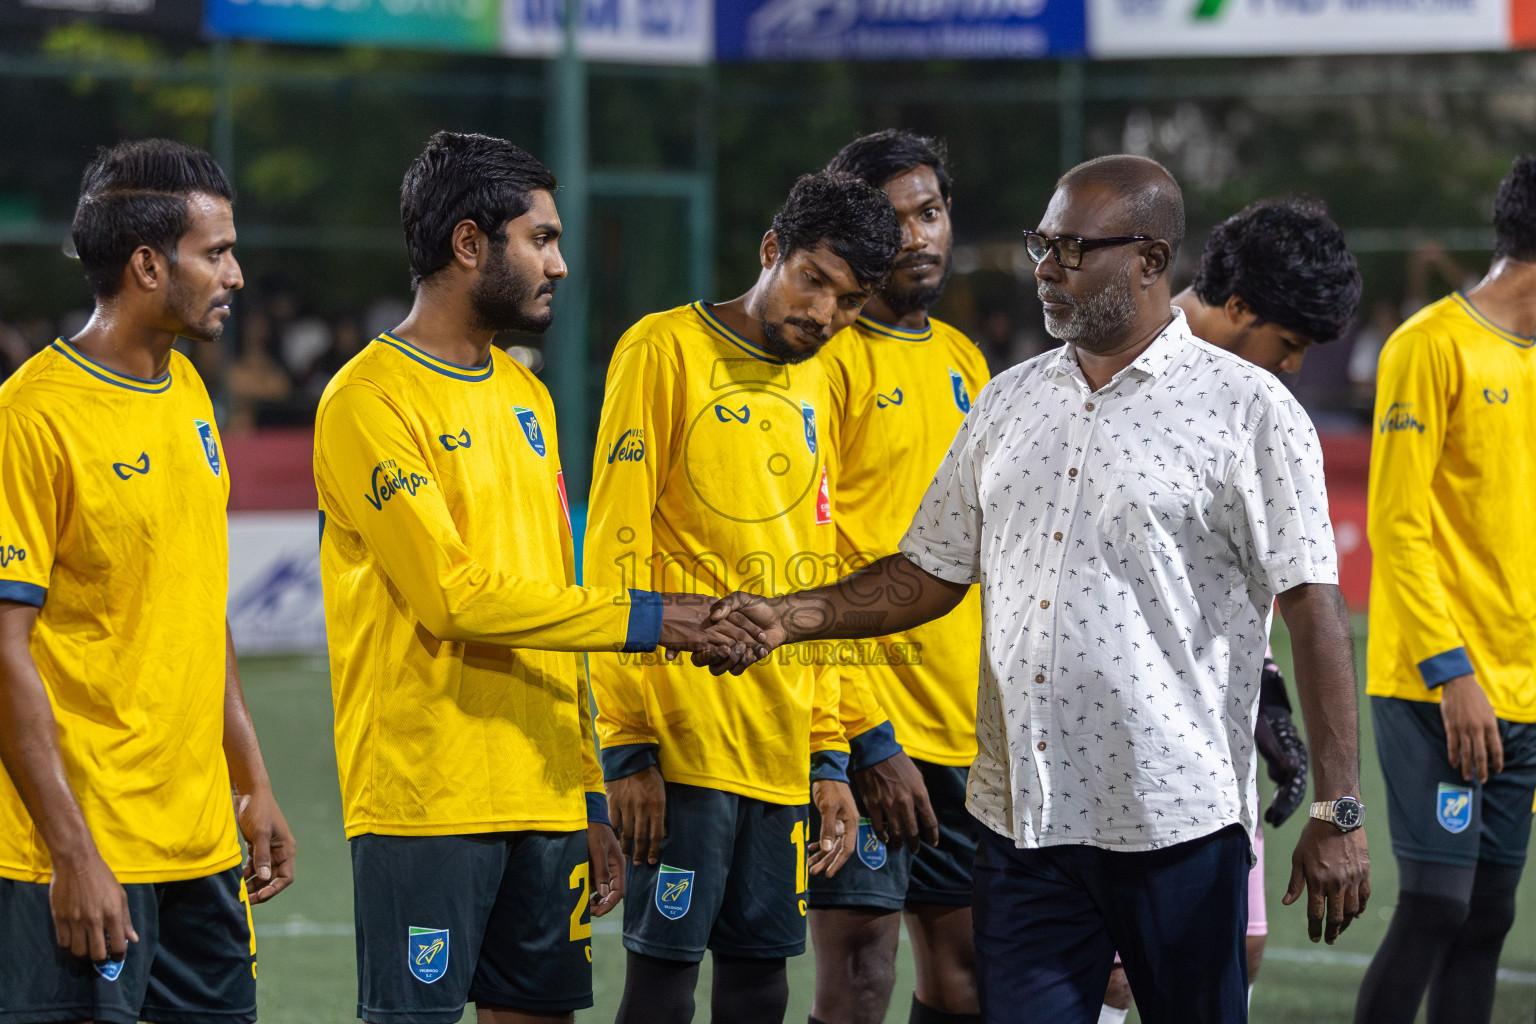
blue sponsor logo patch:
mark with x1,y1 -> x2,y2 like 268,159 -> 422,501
514,406 -> 547,458
801,400 -> 817,454
949,368 -> 971,413
94,958 -> 125,982
1437,783 -> 1472,834
876,388 -> 903,408
856,819 -> 887,870
365,460 -> 431,511
112,452 -> 150,480
408,926 -> 449,984
655,864 -> 694,920
439,429 -> 471,451
195,419 -> 221,476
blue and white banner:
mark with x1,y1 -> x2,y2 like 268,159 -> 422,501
502,0 -> 713,62
716,0 -> 1085,60
228,512 -> 325,655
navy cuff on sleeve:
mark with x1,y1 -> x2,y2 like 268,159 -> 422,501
810,750 -> 851,785
849,721 -> 903,773
623,589 -> 663,653
0,581 -> 45,607
586,792 -> 611,827
601,742 -> 660,782
1418,647 -> 1474,689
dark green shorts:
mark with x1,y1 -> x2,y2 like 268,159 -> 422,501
621,782 -> 809,962
1372,696 -> 1536,869
0,866 -> 256,1024
351,831 -> 593,1023
808,759 -> 979,911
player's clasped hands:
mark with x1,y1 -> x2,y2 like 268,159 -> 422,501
654,592 -> 787,675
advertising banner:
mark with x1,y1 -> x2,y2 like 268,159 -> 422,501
228,512 -> 326,655
0,0 -> 201,35
716,0 -> 1085,60
502,0 -> 712,62
205,0 -> 501,52
1089,0 -> 1508,57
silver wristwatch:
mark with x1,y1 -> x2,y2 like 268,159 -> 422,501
1309,796 -> 1364,832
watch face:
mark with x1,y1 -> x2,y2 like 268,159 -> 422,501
1334,798 -> 1363,829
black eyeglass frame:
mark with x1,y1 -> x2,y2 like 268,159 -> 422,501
1023,232 -> 1155,270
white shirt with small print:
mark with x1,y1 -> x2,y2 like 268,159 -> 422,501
899,310 -> 1336,852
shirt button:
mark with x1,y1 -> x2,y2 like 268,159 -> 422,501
1053,532 -> 1063,541
1037,741 -> 1047,751
1034,673 -> 1045,683
1084,402 -> 1095,411
1039,599 -> 1050,609
1068,467 -> 1078,478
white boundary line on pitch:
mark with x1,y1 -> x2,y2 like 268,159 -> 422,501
252,922 -> 1536,985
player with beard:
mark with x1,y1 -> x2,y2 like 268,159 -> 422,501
584,171 -> 899,1024
1097,196 -> 1362,1024
0,139 -> 294,1024
313,132 -> 752,1024
805,131 -> 990,1024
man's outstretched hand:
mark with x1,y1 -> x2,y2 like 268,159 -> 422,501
656,593 -> 771,673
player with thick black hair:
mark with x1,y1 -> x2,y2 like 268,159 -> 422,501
808,129 -> 990,1024
586,170 -> 899,1024
1355,155 -> 1536,1024
0,138 -> 294,1024
1178,197 -> 1362,376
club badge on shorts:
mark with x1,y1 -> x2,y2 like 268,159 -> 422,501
656,865 -> 694,920
94,959 -> 125,982
407,926 -> 449,984
1437,782 -> 1472,834
856,818 -> 887,870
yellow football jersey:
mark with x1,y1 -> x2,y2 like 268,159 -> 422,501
585,303 -> 848,805
1368,294 -> 1536,722
820,316 -> 990,766
0,341 -> 239,884
316,334 -> 656,839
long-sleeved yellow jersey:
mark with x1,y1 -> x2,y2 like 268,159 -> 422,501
0,342 -> 239,883
1367,293 -> 1536,722
820,315 -> 990,767
584,303 -> 848,805
315,334 -> 658,838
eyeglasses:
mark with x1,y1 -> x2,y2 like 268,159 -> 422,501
1023,232 -> 1154,270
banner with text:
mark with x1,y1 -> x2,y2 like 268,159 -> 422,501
205,0 -> 501,51
502,0 -> 711,62
228,512 -> 326,655
716,0 -> 1085,60
1089,0 -> 1510,57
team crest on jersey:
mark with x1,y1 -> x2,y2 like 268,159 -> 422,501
655,865 -> 694,920
94,959 -> 125,982
194,419 -> 221,476
949,368 -> 971,414
407,926 -> 449,984
1437,783 -> 1472,834
513,406 -> 547,458
801,401 -> 817,455
856,819 -> 887,870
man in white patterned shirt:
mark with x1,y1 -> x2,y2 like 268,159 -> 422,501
707,156 -> 1370,1024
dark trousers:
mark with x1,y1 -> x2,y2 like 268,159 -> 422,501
972,824 -> 1250,1024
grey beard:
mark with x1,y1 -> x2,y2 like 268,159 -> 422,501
1042,274 -> 1138,347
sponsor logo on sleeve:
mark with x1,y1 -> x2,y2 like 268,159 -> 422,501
194,419 -> 221,476
407,926 -> 449,984
112,452 -> 151,480
438,429 -> 472,451
1437,783 -> 1472,834
606,428 -> 647,464
801,400 -> 817,454
514,406 -> 547,457
949,367 -> 972,413
876,387 -> 904,408
655,865 -> 694,920
856,819 -> 887,870
0,536 -> 26,568
365,460 -> 431,511
1378,402 -> 1427,435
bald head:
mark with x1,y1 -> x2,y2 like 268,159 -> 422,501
1058,155 -> 1185,258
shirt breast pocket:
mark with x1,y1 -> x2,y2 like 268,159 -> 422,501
1098,459 -> 1200,555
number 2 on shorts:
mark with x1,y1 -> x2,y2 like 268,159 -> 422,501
568,862 -> 592,941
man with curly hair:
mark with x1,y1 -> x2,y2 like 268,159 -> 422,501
1355,157 -> 1536,1024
